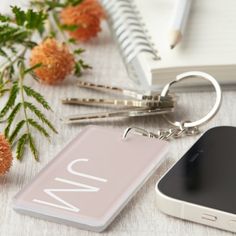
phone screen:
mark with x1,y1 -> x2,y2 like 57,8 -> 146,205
158,126 -> 236,214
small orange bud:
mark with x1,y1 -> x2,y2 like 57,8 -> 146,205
0,134 -> 13,176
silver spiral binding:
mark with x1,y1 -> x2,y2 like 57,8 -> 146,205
100,0 -> 160,82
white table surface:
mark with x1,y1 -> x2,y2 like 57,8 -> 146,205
1,2 -> 236,236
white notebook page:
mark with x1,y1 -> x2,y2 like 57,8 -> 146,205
134,0 -> 236,70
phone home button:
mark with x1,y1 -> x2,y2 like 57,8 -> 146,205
201,214 -> 217,221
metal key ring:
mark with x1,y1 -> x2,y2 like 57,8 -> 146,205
160,71 -> 222,128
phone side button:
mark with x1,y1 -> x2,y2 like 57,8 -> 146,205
201,214 -> 217,221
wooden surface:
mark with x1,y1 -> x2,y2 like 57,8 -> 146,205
0,4 -> 236,235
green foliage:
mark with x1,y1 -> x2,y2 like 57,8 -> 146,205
28,134 -> 39,161
7,102 -> 22,125
16,133 -> 28,160
0,81 -> 19,118
74,60 -> 92,76
1,65 -> 57,161
1,64 -> 15,81
11,6 -> 47,34
79,59 -> 92,70
0,73 -> 11,97
25,101 -> 57,133
9,119 -> 26,144
32,1 -> 65,10
0,48 -> 9,59
23,63 -> 42,75
11,6 -> 26,26
68,38 -> 76,44
74,48 -> 85,55
74,61 -> 82,76
66,0 -> 84,7
4,102 -> 22,138
28,118 -> 50,138
0,2 -> 92,162
0,88 -> 10,97
32,0 -> 84,10
22,40 -> 38,49
0,14 -> 11,22
23,85 -> 51,110
60,24 -> 78,32
0,24 -> 29,48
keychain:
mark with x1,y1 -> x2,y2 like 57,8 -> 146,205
62,71 -> 222,141
123,71 -> 222,140
13,71 -> 222,232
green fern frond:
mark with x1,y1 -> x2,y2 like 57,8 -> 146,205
4,124 -> 11,139
16,133 -> 28,160
0,4 -> 64,162
28,118 -> 50,138
9,119 -> 25,143
23,63 -> 42,75
23,85 -> 51,110
0,88 -> 10,96
73,48 -> 85,55
0,81 -> 19,119
28,134 -> 39,161
25,102 -> 57,133
7,102 -> 22,124
4,102 -> 22,138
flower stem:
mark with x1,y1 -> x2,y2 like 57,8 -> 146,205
50,12 -> 74,51
19,63 -> 30,138
0,48 -> 27,73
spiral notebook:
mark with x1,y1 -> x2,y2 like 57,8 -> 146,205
101,0 -> 236,89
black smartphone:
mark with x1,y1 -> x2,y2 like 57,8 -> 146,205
156,126 -> 236,233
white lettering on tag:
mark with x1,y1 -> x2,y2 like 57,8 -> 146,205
33,159 -> 107,212
67,159 -> 107,182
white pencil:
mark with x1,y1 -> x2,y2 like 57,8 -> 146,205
169,0 -> 192,49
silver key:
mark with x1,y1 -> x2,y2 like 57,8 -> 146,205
61,97 -> 174,108
62,107 -> 174,124
62,81 -> 176,123
76,81 -> 172,100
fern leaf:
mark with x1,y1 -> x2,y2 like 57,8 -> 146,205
23,85 -> 51,110
0,88 -> 10,95
28,118 -> 50,138
4,124 -> 11,139
24,63 -> 42,74
0,81 -> 19,119
28,134 -> 39,161
4,102 -> 22,138
73,48 -> 85,55
16,133 -> 28,160
25,102 -> 57,133
7,102 -> 22,124
9,119 -> 25,143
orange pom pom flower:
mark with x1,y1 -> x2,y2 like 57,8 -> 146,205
60,0 -> 106,42
30,38 -> 75,84
0,134 -> 13,176
76,0 -> 106,20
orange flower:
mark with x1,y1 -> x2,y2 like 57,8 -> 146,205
77,0 -> 106,20
0,134 -> 13,176
30,38 -> 75,84
60,0 -> 106,42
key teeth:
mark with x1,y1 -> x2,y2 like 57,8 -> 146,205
60,117 -> 70,124
61,99 -> 70,104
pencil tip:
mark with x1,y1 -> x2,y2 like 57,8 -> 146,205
170,45 -> 175,49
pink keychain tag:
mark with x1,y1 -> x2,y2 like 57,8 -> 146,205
13,125 -> 168,232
